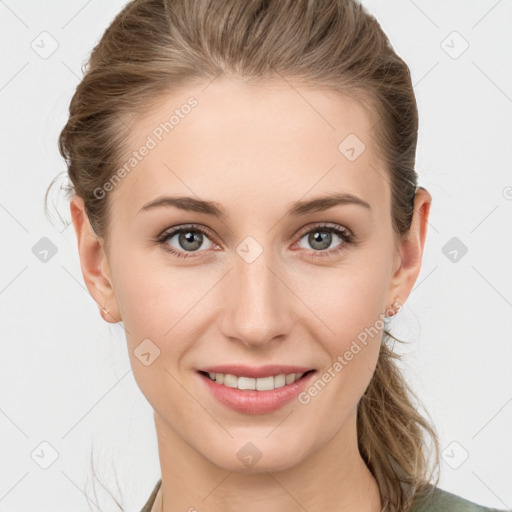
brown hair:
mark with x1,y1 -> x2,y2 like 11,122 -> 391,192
45,0 -> 440,510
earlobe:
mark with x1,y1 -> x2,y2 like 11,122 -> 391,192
69,195 -> 121,323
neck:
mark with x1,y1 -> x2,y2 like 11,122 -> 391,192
152,409 -> 383,512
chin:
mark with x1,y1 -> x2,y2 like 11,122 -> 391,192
205,438 -> 308,474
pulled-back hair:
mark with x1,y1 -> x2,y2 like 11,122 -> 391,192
46,1 -> 440,510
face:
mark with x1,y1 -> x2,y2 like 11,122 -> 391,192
71,76 -> 430,475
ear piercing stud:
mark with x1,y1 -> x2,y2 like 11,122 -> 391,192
385,297 -> 402,319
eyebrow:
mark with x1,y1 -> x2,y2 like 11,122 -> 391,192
137,192 -> 371,219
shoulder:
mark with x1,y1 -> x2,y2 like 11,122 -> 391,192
410,485 -> 508,512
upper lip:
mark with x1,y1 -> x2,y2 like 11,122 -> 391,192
198,365 -> 315,378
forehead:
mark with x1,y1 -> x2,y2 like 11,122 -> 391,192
109,77 -> 388,222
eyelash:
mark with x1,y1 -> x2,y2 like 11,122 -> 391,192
155,223 -> 356,260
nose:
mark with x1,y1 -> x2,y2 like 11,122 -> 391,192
219,249 -> 294,349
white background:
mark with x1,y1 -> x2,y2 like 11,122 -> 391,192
0,0 -> 511,511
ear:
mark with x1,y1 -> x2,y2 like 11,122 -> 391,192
69,195 -> 121,323
386,187 -> 432,313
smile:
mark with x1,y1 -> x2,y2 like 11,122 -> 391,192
197,369 -> 317,415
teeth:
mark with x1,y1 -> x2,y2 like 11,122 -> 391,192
206,372 -> 306,390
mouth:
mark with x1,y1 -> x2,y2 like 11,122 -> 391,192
197,367 -> 318,414
197,369 -> 316,391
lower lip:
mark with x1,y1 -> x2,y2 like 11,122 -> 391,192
198,371 -> 316,415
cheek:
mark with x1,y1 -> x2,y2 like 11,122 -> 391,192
296,272 -> 387,425
110,253 -> 219,383
299,258 -> 388,340
113,263 -> 193,415
298,260 -> 388,391
111,249 -> 196,337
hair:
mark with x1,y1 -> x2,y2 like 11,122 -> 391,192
45,0 -> 441,510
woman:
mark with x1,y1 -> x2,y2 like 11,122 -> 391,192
48,0 -> 507,511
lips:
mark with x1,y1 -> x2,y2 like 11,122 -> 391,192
198,368 -> 318,414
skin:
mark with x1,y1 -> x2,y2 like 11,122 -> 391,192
70,76 -> 431,512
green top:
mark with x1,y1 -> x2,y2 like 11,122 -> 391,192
140,478 -> 508,512
410,485 -> 507,512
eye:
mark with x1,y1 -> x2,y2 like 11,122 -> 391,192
156,225 -> 216,259
156,222 -> 355,260
294,223 -> 355,257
